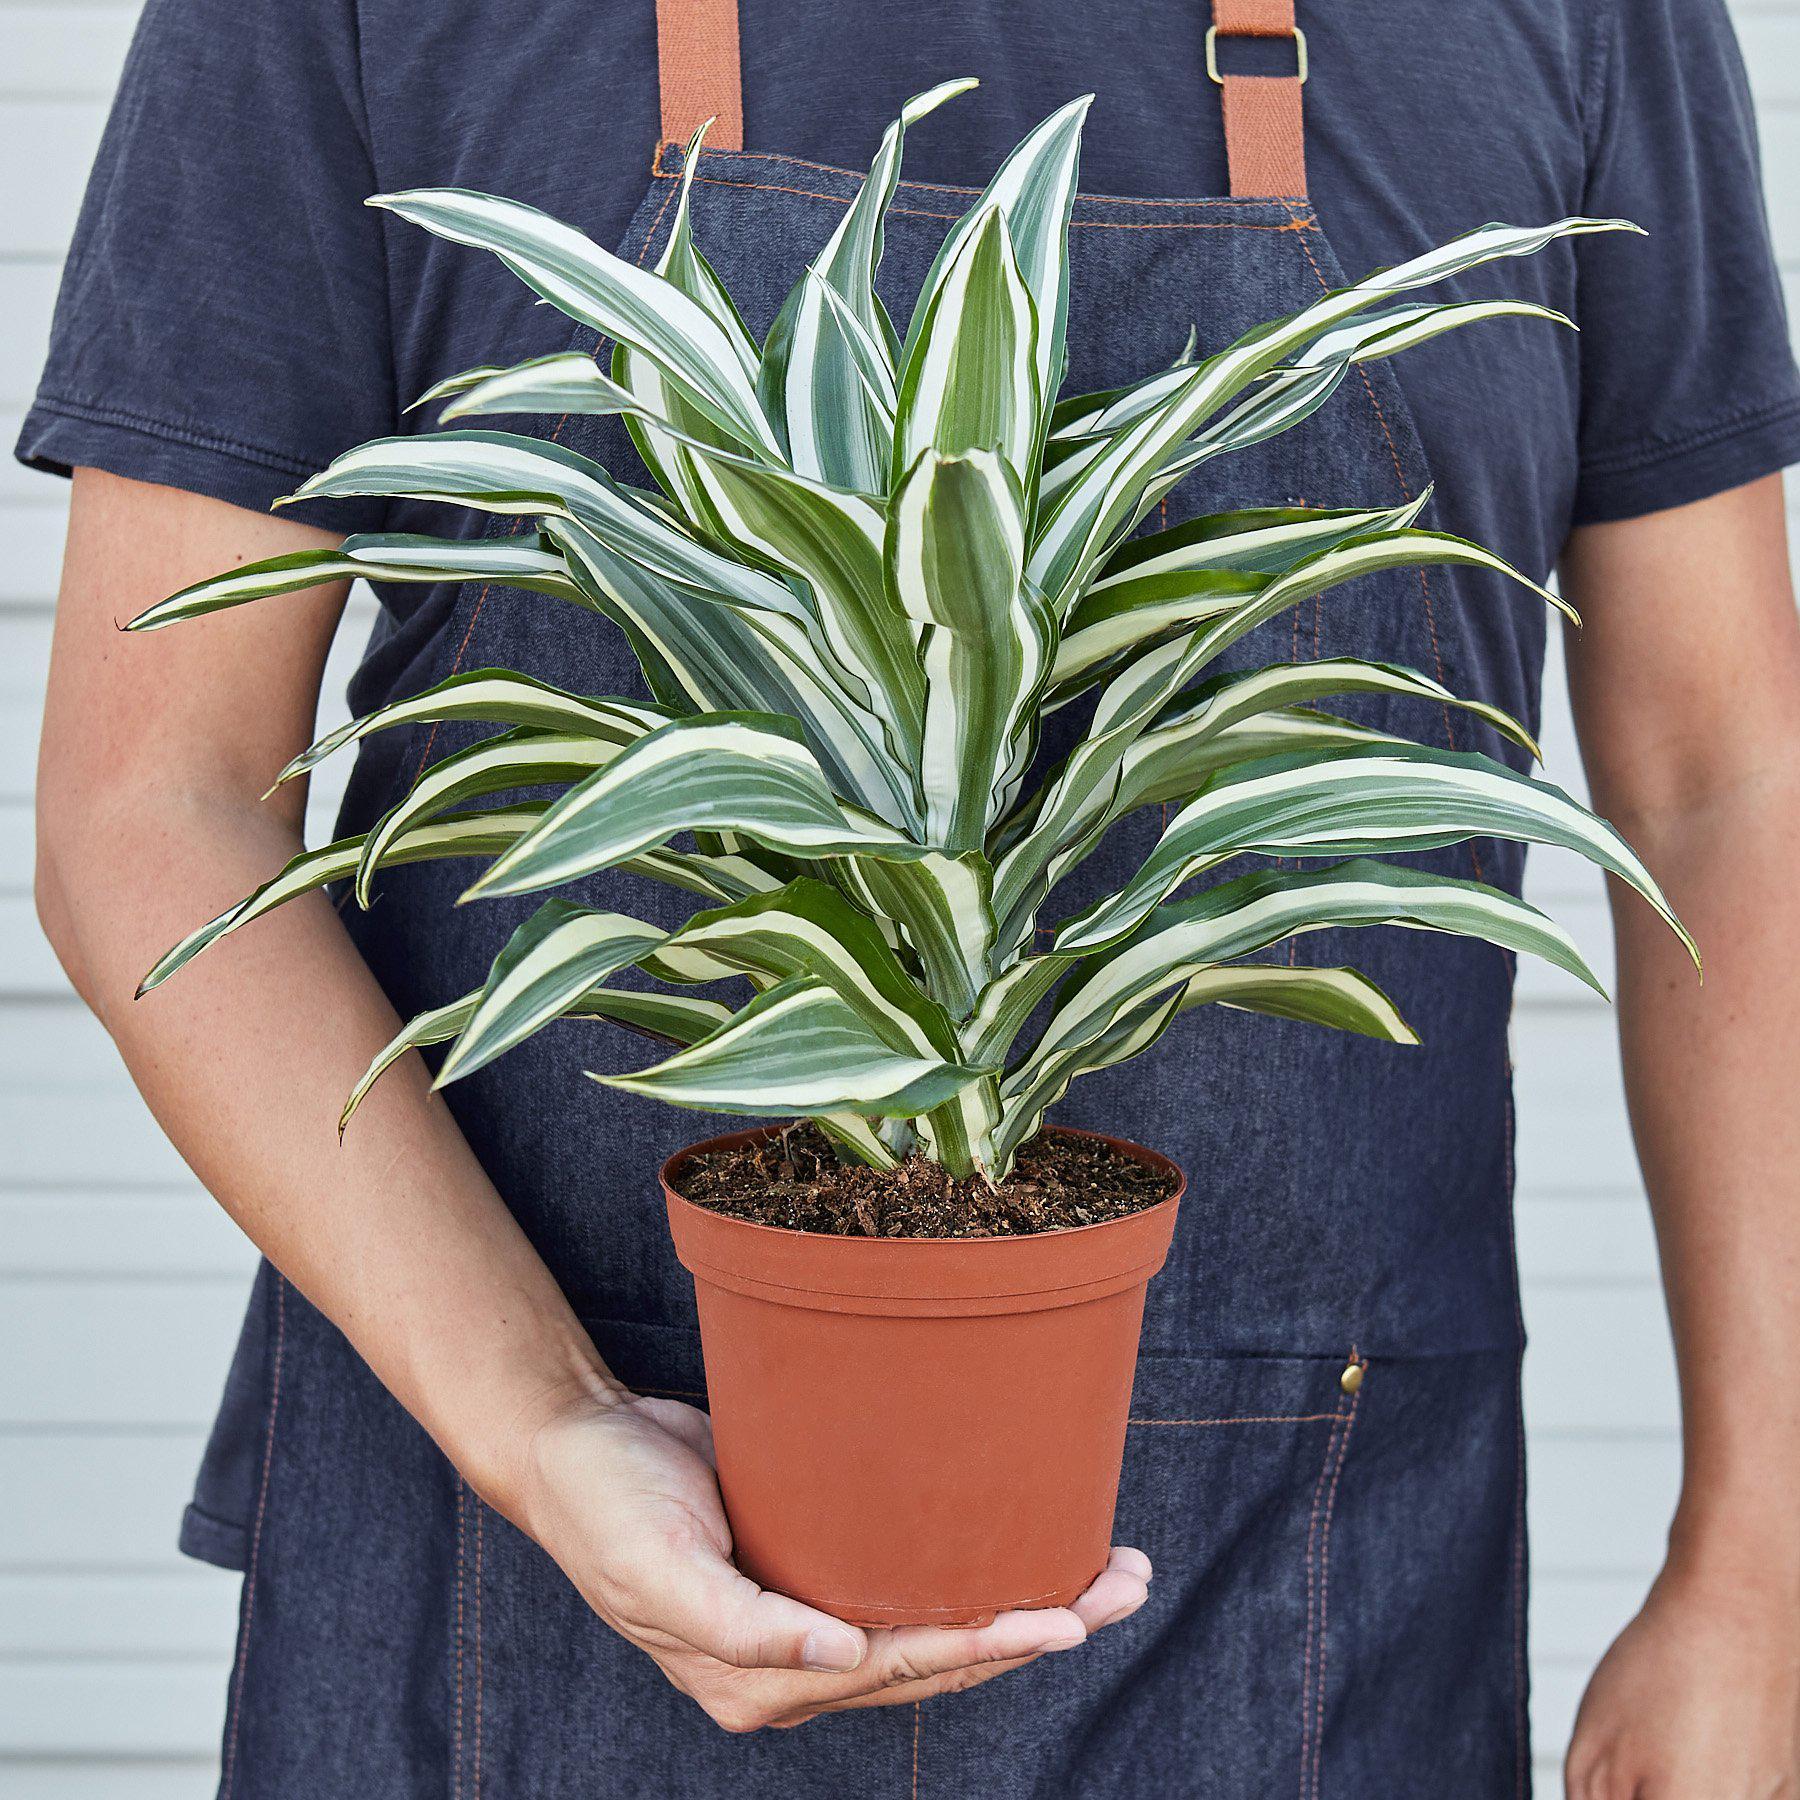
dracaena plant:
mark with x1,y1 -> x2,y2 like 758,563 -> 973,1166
127,84 -> 1695,1182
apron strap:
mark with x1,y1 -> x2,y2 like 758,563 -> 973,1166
1209,0 -> 1310,199
655,0 -> 744,150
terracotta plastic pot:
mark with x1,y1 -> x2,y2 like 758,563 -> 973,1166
661,1125 -> 1183,1628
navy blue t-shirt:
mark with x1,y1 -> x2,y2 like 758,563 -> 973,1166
17,0 -> 1800,574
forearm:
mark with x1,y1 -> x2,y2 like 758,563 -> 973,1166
37,782 -> 624,1519
1606,754 -> 1800,1590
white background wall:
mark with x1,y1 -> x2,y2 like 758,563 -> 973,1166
0,3 -> 1795,1793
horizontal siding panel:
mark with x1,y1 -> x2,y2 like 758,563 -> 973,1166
0,1430 -> 211,1571
1,1280 -> 248,1428
0,1570 -> 238,1659
0,5 -> 139,100
1523,1285 -> 1677,1435
0,101 -> 109,260
0,262 -> 62,411
0,1764 -> 219,1800
1514,1193 -> 1656,1286
0,1191 -> 254,1278
1528,1436 -> 1678,1577
0,1662 -> 226,1758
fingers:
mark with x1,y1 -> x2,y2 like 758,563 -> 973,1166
1068,1546 -> 1153,1634
859,1604 -> 1088,1691
662,1551 -> 870,1674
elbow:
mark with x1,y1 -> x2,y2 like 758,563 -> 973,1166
33,810 -> 101,1012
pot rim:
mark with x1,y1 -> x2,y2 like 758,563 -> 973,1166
660,1121 -> 1184,1250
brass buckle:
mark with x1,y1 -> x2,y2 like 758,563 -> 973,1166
1205,24 -> 1309,85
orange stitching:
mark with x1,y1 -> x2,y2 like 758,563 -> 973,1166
452,1482 -> 466,1800
1297,1373 -> 1351,1797
220,1274 -> 286,1800
473,1502 -> 485,1798
399,164 -> 683,798
912,1700 -> 922,1798
658,139 -> 1312,211
671,167 -> 1315,232
637,1384 -> 707,1399
1128,1410 -> 1341,1427
1310,1365 -> 1364,1800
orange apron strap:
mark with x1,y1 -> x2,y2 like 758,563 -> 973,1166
1209,0 -> 1309,199
655,0 -> 744,151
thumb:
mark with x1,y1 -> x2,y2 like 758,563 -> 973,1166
672,1550 -> 869,1673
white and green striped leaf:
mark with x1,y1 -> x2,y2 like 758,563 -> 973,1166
1032,857 -> 1606,1074
433,900 -> 734,1088
994,961 -> 1419,1162
463,714 -> 924,903
902,95 -> 1089,476
893,206 -> 1039,484
343,980 -> 735,1133
1054,742 -> 1696,956
353,731 -> 643,907
368,186 -> 776,453
126,533 -> 584,631
885,450 -> 1048,850
272,670 -> 669,792
759,269 -> 898,492
432,351 -> 642,423
138,807 -> 547,994
594,977 -> 989,1118
1029,218 -> 1634,613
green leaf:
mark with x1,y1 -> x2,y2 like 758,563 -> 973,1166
1054,742 -> 1695,957
1028,218 -> 1634,613
462,714 -> 926,903
432,351 -> 642,422
355,731 -> 640,908
673,443 -> 926,765
993,961 -> 1418,1165
885,450 -> 1048,851
593,977 -> 989,1118
759,269 -> 898,492
542,518 -> 911,824
434,900 -> 734,1088
137,807 -> 546,994
272,670 -> 669,792
893,207 -> 1039,485
902,95 -> 1089,475
368,186 -> 776,453
1034,857 -> 1606,1072
811,78 -> 979,361
125,533 -> 584,631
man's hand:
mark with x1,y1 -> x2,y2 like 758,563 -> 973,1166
519,1389 -> 1152,1733
1565,1563 -> 1800,1799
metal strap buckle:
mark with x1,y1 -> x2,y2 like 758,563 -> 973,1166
1205,24 -> 1309,85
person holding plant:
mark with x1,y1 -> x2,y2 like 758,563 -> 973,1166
22,1 -> 1800,1795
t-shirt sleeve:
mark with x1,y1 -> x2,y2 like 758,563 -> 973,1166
13,0 -> 395,533
1570,0 -> 1800,525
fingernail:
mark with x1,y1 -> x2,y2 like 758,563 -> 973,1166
1044,1626 -> 1087,1652
802,1625 -> 863,1672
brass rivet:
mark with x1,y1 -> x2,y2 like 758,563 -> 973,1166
1339,1361 -> 1365,1395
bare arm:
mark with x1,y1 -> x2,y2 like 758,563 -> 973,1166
36,470 -> 1144,1730
1559,472 -> 1800,1797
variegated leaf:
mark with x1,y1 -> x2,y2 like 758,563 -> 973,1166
368,186 -> 777,453
1054,742 -> 1696,957
594,977 -> 989,1118
463,714 -> 926,903
885,450 -> 1047,851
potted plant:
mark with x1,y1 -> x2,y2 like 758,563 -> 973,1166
127,89 -> 1693,1628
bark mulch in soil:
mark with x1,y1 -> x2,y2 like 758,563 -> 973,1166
672,1122 -> 1176,1238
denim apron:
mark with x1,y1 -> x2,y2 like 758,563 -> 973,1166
196,3 -> 1534,1792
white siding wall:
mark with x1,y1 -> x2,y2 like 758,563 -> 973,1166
0,3 -> 1794,1790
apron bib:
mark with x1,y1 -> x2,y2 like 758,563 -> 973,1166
209,6 -> 1533,1792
